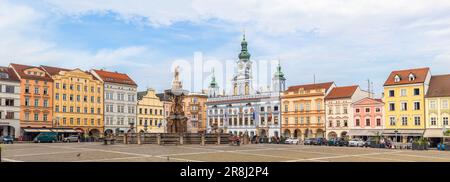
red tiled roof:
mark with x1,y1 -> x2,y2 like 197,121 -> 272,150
9,63 -> 53,81
384,67 -> 429,86
40,65 -> 71,76
0,66 -> 20,82
325,85 -> 359,100
92,69 -> 137,86
426,74 -> 450,98
285,82 -> 334,93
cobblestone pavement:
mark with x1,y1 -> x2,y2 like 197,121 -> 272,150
1,143 -> 450,162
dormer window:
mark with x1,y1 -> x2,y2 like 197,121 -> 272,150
408,73 -> 415,81
394,75 -> 401,83
0,73 -> 9,79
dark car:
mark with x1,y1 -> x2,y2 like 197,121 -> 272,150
1,135 -> 14,144
335,138 -> 349,146
312,138 -> 327,145
304,138 -> 314,145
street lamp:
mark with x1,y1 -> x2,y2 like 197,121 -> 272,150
394,128 -> 398,143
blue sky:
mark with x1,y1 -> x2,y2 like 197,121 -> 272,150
1,0 -> 450,97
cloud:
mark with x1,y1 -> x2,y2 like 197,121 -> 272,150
3,0 -> 450,94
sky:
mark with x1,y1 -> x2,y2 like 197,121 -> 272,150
1,0 -> 450,97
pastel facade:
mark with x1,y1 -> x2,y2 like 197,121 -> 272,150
424,74 -> 450,141
42,66 -> 104,137
281,82 -> 335,140
137,88 -> 164,133
91,69 -> 137,134
10,64 -> 53,140
350,97 -> 384,139
383,67 -> 431,142
325,85 -> 368,139
0,67 -> 21,138
184,92 -> 208,133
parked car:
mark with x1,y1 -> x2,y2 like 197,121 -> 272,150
348,138 -> 365,147
304,138 -> 314,145
328,138 -> 337,146
312,138 -> 327,146
1,135 -> 14,144
33,132 -> 58,143
285,138 -> 300,144
63,135 -> 80,143
335,138 -> 349,146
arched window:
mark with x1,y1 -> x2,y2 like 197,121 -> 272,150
394,75 -> 401,82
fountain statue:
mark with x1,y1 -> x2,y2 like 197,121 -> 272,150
165,66 -> 189,133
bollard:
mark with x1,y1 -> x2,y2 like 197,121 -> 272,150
179,134 -> 184,145
137,133 -> 142,145
157,134 -> 161,145
124,134 -> 128,144
201,134 -> 205,146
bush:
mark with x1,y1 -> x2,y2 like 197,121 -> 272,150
412,137 -> 428,150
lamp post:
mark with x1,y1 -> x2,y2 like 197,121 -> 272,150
394,128 -> 398,143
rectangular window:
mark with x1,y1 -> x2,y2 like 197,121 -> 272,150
70,106 -> 74,113
328,120 -> 332,127
63,84 -> 66,90
34,87 -> 39,94
442,100 -> 449,109
34,113 -> 39,121
91,119 -> 94,125
431,117 -> 437,126
284,105 -> 288,112
69,94 -> 73,101
414,88 -> 420,96
55,93 -> 59,100
366,119 -> 370,127
414,102 -> 420,110
43,100 -> 48,107
336,120 -> 340,127
63,94 -> 67,101
402,117 -> 408,126
444,117 -> 449,126
343,107 -> 348,114
343,120 -> 348,127
6,112 -> 14,119
401,89 -> 406,96
389,90 -> 395,97
5,85 -> 15,93
365,108 -> 370,113
356,119 -> 360,126
389,103 -> 395,111
401,102 -> 407,111
25,86 -> 29,93
63,118 -> 66,125
91,108 -> 94,114
69,84 -> 73,90
34,99 -> 39,107
25,98 -> 30,106
70,118 -> 74,125
77,95 -> 80,101
356,108 -> 360,113
376,108 -> 381,112
376,118 -> 381,126
317,116 -> 321,123
414,116 -> 421,126
63,106 -> 67,112
43,88 -> 48,95
55,105 -> 59,112
390,117 -> 396,126
77,118 -> 81,125
55,83 -> 60,89
5,99 -> 14,106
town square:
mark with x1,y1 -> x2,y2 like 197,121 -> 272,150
1,1 -> 450,165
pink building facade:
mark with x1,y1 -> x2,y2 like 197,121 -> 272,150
349,98 -> 384,139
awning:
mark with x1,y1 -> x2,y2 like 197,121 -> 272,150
23,128 -> 52,133
50,129 -> 79,133
348,130 -> 382,136
382,129 -> 424,136
423,129 -> 444,138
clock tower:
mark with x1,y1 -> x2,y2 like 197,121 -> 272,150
232,34 -> 253,96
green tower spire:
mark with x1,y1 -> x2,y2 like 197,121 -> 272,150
238,33 -> 251,60
274,62 -> 286,80
209,68 -> 218,88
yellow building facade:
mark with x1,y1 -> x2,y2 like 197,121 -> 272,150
383,67 -> 430,142
137,88 -> 164,133
42,66 -> 104,137
281,82 -> 335,140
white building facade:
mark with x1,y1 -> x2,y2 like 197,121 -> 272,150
206,36 -> 286,141
325,85 -> 368,139
0,67 -> 21,138
91,70 -> 138,134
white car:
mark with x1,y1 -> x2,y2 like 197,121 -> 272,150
348,138 -> 365,147
285,138 -> 299,144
